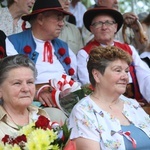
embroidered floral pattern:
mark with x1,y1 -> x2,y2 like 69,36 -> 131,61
104,139 -> 121,150
69,95 -> 150,150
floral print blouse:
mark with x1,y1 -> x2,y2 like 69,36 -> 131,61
68,95 -> 150,150
0,7 -> 30,36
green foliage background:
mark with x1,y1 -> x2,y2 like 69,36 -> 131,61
119,0 -> 150,14
0,0 -> 149,16
1,0 -> 150,14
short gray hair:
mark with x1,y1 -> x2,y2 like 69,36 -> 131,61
0,54 -> 37,85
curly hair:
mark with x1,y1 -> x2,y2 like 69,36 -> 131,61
87,46 -> 132,87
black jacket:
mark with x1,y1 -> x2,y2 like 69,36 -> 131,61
0,30 -> 6,58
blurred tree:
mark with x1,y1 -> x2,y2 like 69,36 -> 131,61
119,0 -> 150,14
0,0 -> 149,12
81,0 -> 92,8
0,0 -> 7,7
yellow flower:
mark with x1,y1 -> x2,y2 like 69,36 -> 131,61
0,142 -> 4,150
10,144 -> 22,150
25,128 -> 59,150
19,122 -> 35,136
0,115 -> 71,150
0,143 -> 21,150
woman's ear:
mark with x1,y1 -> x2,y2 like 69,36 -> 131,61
92,69 -> 102,83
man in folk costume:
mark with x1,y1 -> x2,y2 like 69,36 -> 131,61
5,0 -> 79,108
77,7 -> 150,110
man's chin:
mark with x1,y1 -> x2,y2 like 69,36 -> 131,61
55,32 -> 61,37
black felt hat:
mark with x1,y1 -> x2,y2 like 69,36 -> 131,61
83,7 -> 123,32
22,0 -> 72,21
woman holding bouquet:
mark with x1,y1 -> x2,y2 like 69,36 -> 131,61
0,54 -> 49,139
68,46 -> 150,150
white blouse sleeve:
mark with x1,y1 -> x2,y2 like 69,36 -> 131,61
68,101 -> 100,142
77,49 -> 90,85
130,45 -> 150,102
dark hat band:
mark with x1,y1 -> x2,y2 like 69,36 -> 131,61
22,0 -> 72,21
83,7 -> 123,32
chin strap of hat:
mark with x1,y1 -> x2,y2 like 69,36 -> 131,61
22,21 -> 28,31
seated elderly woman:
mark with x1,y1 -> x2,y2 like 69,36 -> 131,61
0,54 -> 50,139
68,46 -> 150,150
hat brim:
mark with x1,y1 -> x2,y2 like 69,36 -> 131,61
83,7 -> 123,32
22,7 -> 72,21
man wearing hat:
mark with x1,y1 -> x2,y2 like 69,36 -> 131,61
77,7 -> 150,108
58,0 -> 84,54
82,0 -> 141,47
5,0 -> 78,107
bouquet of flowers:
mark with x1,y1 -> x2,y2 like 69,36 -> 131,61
49,75 -> 94,116
59,84 -> 94,116
0,115 -> 75,150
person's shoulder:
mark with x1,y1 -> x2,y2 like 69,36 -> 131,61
8,29 -> 30,38
77,2 -> 87,10
28,105 -> 47,116
64,21 -> 81,32
54,38 -> 67,45
65,21 -> 77,28
140,52 -> 150,67
28,105 -> 39,112
140,52 -> 150,58
73,95 -> 91,110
